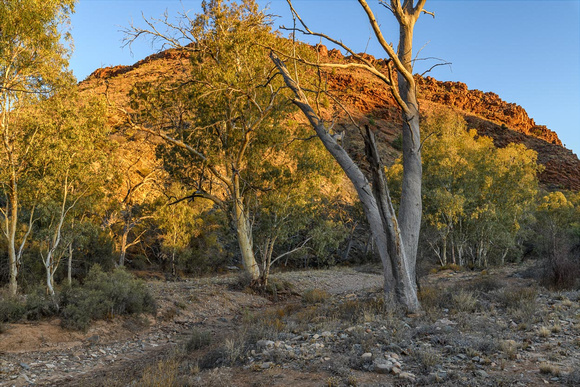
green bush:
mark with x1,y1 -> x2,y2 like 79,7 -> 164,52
0,293 -> 25,323
60,265 -> 156,331
185,328 -> 212,352
391,133 -> 403,151
60,287 -> 113,331
24,287 -> 59,320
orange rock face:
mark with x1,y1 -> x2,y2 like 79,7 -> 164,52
82,44 -> 579,191
416,76 -> 562,146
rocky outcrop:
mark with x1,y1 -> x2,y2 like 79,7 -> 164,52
87,47 -> 191,80
416,76 -> 562,146
464,114 -> 580,191
81,44 -> 579,191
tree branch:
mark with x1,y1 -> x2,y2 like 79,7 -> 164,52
357,0 -> 414,85
270,236 -> 313,266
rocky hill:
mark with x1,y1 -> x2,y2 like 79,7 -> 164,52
79,45 -> 580,191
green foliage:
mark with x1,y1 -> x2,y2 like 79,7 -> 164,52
0,0 -> 78,294
0,292 -> 25,323
391,133 -> 403,151
388,109 -> 540,268
22,89 -> 113,293
533,191 -> 580,289
0,0 -> 75,101
23,286 -> 59,320
185,328 -> 213,352
128,0 -> 343,278
0,286 -> 58,323
60,265 -> 156,331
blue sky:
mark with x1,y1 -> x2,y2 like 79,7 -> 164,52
69,1 -> 580,155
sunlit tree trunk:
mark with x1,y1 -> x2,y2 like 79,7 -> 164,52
233,174 -> 259,280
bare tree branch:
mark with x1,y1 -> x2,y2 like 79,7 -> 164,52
420,62 -> 452,77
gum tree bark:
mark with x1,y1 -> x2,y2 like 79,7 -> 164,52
272,0 -> 430,312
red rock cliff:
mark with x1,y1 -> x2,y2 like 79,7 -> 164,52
416,76 -> 562,146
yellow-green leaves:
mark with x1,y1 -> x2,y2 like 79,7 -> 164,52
388,109 -> 541,267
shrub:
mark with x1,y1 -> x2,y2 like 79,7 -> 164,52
24,287 -> 59,320
499,339 -> 518,360
466,276 -> 504,293
418,286 -> 443,311
186,328 -> 212,352
539,362 -> 561,376
391,133 -> 403,151
451,289 -> 478,313
60,265 -> 156,331
302,288 -> 330,304
565,368 -> 580,386
0,288 -> 58,324
139,358 -> 179,387
496,286 -> 537,309
0,292 -> 25,323
413,346 -> 441,373
496,286 -> 537,323
543,251 -> 580,290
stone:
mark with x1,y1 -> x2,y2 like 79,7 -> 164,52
399,372 -> 416,382
361,353 -> 373,361
375,363 -> 392,374
475,370 -> 489,378
260,362 -> 272,369
257,340 -> 275,349
86,335 -> 99,345
391,366 -> 401,375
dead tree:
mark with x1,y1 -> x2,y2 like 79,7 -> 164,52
271,0 -> 434,312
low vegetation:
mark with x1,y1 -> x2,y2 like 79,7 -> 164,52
81,267 -> 578,386
0,265 -> 156,331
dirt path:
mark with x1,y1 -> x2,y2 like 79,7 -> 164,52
0,268 -> 384,386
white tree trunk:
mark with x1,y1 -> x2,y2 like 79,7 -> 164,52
67,242 -> 73,285
270,52 -> 421,312
233,196 -> 260,280
7,179 -> 19,295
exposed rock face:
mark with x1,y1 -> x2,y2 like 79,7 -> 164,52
80,44 -> 579,191
464,113 -> 580,191
86,47 -> 191,80
416,76 -> 562,146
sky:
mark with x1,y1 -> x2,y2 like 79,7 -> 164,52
69,0 -> 580,155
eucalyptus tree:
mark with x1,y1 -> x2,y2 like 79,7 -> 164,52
101,139 -> 164,268
30,89 -> 111,295
123,0 -> 332,280
388,110 -> 540,268
271,0 -> 433,312
0,0 -> 76,294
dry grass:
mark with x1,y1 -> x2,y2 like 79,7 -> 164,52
499,340 -> 518,360
302,288 -> 331,304
451,289 -> 478,313
198,367 -> 235,387
139,358 -> 179,387
539,362 -> 561,376
538,326 -> 551,338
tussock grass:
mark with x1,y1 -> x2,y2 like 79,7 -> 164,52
139,358 -> 179,387
302,288 -> 330,304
